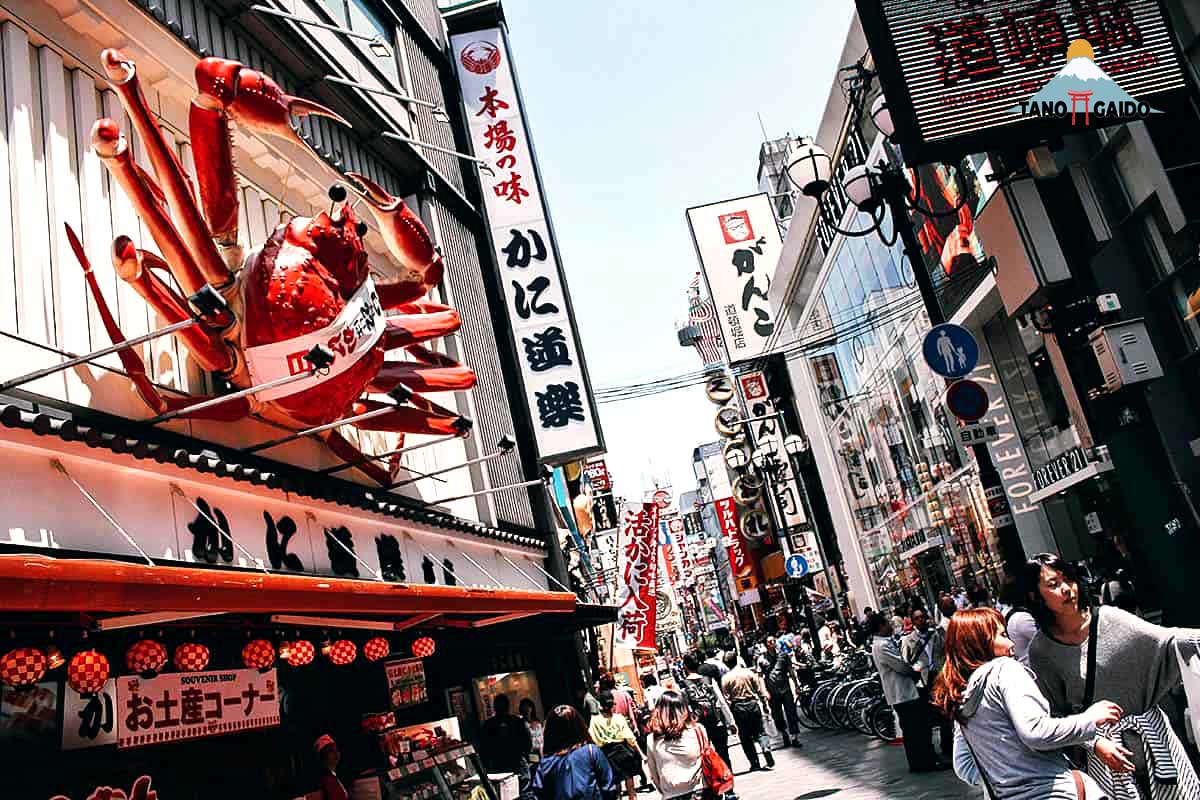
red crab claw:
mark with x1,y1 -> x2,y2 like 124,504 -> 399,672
194,57 -> 349,145
344,171 -> 444,308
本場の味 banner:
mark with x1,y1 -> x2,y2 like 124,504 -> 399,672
116,668 -> 279,749
614,502 -> 660,650
857,0 -> 1189,164
450,29 -> 602,465
687,194 -> 783,364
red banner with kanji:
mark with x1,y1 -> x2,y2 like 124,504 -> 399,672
614,502 -> 659,651
715,497 -> 757,594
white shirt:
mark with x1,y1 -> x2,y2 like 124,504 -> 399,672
646,726 -> 705,800
871,634 -> 920,706
819,625 -> 841,657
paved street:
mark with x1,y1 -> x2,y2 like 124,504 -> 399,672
657,727 -> 976,800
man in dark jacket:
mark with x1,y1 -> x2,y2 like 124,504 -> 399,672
481,694 -> 534,799
760,636 -> 802,748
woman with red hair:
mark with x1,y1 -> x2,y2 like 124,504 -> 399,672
931,608 -> 1120,799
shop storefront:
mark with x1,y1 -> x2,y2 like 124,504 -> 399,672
0,406 -> 609,799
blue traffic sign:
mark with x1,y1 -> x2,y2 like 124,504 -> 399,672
785,554 -> 810,579
923,323 -> 979,379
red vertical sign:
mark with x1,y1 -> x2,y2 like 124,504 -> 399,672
715,497 -> 757,593
614,502 -> 660,650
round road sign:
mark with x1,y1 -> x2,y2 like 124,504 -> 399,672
923,323 -> 979,379
653,489 -> 670,509
785,554 -> 810,579
946,379 -> 990,422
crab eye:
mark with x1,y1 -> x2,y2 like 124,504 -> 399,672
355,222 -> 368,237
328,184 -> 348,203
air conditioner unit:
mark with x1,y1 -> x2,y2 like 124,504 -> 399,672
1089,319 -> 1163,391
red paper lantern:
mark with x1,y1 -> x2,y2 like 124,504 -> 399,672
281,640 -> 315,667
173,642 -> 210,672
0,647 -> 48,688
412,637 -> 436,659
68,650 -> 110,695
125,640 -> 167,675
242,639 -> 275,671
363,637 -> 390,662
327,639 -> 357,666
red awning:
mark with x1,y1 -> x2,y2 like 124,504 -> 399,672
0,555 -> 576,619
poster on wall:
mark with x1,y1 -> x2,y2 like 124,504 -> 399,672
686,193 -> 784,364
450,28 -> 603,464
116,668 -> 279,749
0,681 -> 58,745
385,659 -> 429,710
614,502 -> 660,650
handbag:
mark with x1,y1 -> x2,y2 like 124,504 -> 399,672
695,725 -> 734,796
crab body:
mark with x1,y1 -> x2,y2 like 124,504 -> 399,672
65,50 -> 476,484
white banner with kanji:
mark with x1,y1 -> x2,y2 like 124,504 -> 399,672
116,668 -> 279,749
614,502 -> 659,651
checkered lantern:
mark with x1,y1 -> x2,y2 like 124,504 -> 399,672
328,639 -> 357,666
0,647 -> 48,688
363,637 -> 390,662
173,642 -> 210,672
67,650 -> 110,695
125,639 -> 167,675
412,637 -> 436,659
242,639 -> 275,670
281,640 -> 315,667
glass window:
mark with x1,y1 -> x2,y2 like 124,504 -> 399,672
321,0 -> 400,84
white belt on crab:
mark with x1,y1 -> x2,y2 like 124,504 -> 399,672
243,277 -> 385,403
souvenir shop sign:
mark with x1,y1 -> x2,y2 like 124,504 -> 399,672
385,658 -> 429,710
451,28 -> 602,464
856,0 -> 1189,165
614,502 -> 660,650
117,668 -> 279,749
687,193 -> 783,364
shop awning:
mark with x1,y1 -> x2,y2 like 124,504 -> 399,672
0,555 -> 577,624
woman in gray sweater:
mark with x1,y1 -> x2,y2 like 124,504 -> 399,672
932,607 -> 1120,799
1024,554 -> 1200,799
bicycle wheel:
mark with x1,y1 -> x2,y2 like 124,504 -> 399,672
868,700 -> 900,743
829,681 -> 858,730
794,689 -> 822,730
849,696 -> 875,735
812,682 -> 837,729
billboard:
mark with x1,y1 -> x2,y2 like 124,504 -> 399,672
451,28 -> 603,463
858,0 -> 1189,165
686,194 -> 784,363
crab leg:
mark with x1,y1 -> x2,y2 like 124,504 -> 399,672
322,428 -> 395,487
346,396 -> 464,436
92,119 -> 213,300
345,172 -> 444,307
66,225 -> 249,421
111,237 -> 236,374
100,50 -> 231,290
366,361 -> 477,394
382,304 -> 462,349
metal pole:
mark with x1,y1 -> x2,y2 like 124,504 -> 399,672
390,448 -> 511,488
323,75 -> 445,115
879,164 -> 1023,579
249,5 -> 380,42
381,132 -> 493,172
423,476 -> 542,506
0,319 -> 197,392
146,369 -> 315,425
243,403 -> 399,454
316,434 -> 456,475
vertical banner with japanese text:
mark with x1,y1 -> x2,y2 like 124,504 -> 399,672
451,30 -> 603,464
737,371 -> 809,531
614,502 -> 660,650
715,497 -> 757,595
686,194 -> 783,364
116,669 -> 279,749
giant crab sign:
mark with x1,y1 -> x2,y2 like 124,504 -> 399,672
65,50 -> 476,485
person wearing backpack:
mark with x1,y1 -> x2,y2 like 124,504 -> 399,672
761,637 -> 802,748
680,653 -> 736,771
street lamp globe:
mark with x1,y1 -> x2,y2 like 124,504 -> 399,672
785,137 -> 833,198
869,93 -> 894,138
750,450 -> 767,470
783,434 -> 808,457
843,163 -> 883,214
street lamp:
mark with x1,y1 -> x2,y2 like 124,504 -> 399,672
783,434 -> 808,458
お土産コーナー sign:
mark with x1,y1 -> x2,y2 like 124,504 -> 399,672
856,0 -> 1189,165
117,669 -> 278,749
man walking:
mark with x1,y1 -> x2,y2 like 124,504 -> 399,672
759,636 -> 801,748
902,608 -> 951,759
720,653 -> 775,771
868,613 -> 947,773
680,653 -> 736,769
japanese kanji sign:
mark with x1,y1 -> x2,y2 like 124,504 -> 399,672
117,668 -> 279,748
614,502 -> 660,651
714,497 -> 757,595
385,658 -> 428,710
857,0 -> 1188,165
687,194 -> 783,364
737,371 -> 809,531
451,28 -> 602,464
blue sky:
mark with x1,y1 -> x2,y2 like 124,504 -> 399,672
501,1 -> 855,502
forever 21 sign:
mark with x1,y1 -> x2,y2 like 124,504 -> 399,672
1032,447 -> 1089,492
